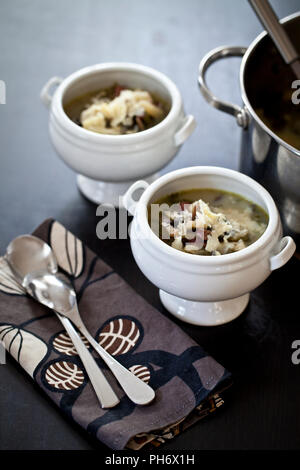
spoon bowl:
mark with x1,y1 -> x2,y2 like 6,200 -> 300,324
6,235 -> 58,283
24,271 -> 76,314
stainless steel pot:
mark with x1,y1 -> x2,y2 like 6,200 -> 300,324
198,12 -> 300,247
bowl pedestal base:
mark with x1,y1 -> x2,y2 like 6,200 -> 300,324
77,173 -> 159,207
159,290 -> 250,326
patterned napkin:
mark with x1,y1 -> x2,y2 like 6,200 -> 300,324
0,219 -> 231,450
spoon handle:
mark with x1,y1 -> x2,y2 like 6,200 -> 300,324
57,313 -> 120,408
248,0 -> 299,64
77,324 -> 155,406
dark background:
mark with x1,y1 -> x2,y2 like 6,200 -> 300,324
0,0 -> 299,451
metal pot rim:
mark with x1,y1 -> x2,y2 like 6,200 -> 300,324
240,11 -> 300,157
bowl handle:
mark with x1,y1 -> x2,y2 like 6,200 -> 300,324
198,46 -> 249,128
122,180 -> 149,216
40,76 -> 63,108
270,236 -> 296,271
174,115 -> 196,147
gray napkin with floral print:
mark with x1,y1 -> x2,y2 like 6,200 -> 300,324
0,219 -> 231,450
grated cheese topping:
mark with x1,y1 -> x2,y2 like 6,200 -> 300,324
80,89 -> 163,135
161,199 -> 265,256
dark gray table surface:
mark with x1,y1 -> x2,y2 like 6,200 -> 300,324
0,0 -> 299,451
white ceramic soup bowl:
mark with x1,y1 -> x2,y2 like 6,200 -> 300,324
123,166 -> 296,326
40,63 -> 196,206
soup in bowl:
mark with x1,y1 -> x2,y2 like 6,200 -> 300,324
64,83 -> 171,135
149,188 -> 269,256
123,166 -> 295,326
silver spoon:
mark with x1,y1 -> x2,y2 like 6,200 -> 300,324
5,235 -> 119,409
6,235 -> 155,405
24,271 -> 155,405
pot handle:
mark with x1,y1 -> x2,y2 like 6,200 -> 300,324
122,180 -> 149,216
198,46 -> 249,128
269,236 -> 296,271
40,76 -> 63,108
